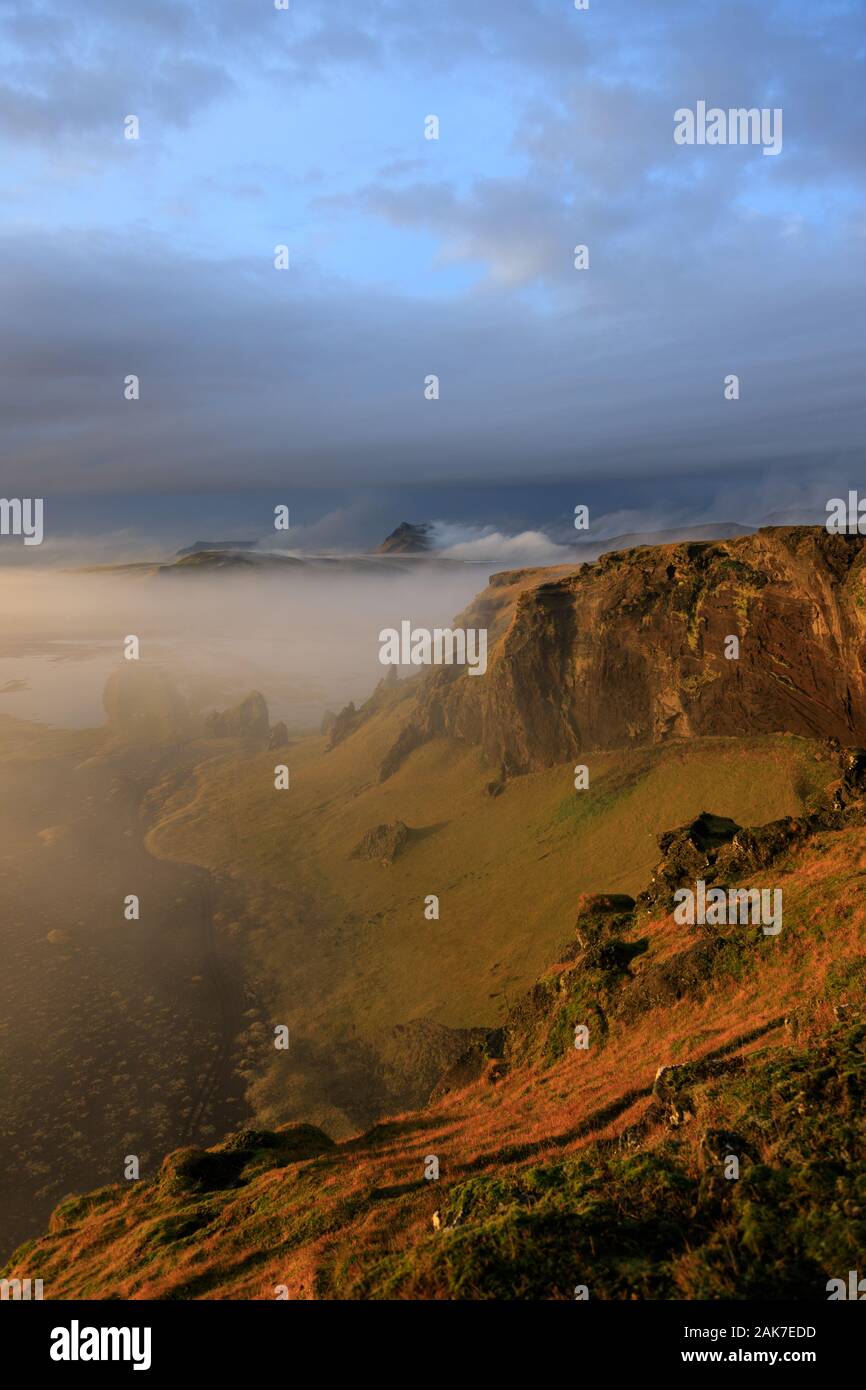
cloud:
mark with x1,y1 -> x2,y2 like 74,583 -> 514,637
0,0 -> 863,499
431,523 -> 575,564
0,0 -> 395,150
2,214 -> 865,494
0,3 -> 235,147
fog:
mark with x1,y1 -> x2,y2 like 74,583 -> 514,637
0,564 -> 492,729
0,556 -> 502,1258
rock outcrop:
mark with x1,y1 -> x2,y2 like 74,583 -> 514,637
378,528 -> 866,778
327,669 -> 410,753
638,812 -> 741,910
205,691 -> 270,742
638,745 -> 866,912
350,821 -> 410,865
158,1125 -> 334,1195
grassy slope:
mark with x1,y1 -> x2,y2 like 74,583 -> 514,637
141,705 -> 835,1135
7,806 -> 865,1300
4,697 -> 857,1298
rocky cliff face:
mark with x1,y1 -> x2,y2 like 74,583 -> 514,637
382,528 -> 866,776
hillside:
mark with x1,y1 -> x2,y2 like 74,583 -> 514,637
6,757 -> 865,1299
5,525 -> 866,1297
139,721 -> 837,1138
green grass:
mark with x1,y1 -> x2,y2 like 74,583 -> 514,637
143,719 -> 838,1136
337,1025 -> 866,1300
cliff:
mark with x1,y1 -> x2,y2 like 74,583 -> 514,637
381,528 -> 866,776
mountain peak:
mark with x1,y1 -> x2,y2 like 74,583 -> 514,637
375,521 -> 433,554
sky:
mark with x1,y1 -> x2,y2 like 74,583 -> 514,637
1,0 -> 864,542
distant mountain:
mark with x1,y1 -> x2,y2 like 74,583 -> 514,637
78,521 -> 765,577
376,521 -> 434,554
175,541 -> 259,557
761,507 -> 826,526
162,549 -> 304,572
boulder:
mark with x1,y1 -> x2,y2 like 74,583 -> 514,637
567,893 -> 637,953
639,813 -> 740,910
220,1124 -> 334,1161
350,821 -> 410,865
158,1147 -> 246,1195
